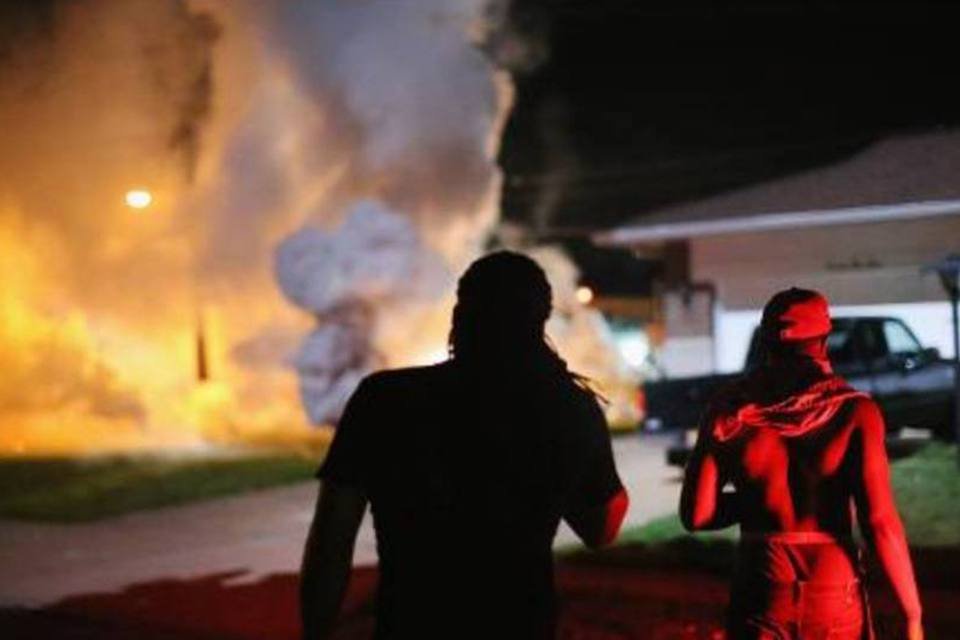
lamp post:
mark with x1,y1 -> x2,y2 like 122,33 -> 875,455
924,254 -> 960,466
124,188 -> 209,383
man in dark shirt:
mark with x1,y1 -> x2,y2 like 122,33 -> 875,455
300,251 -> 628,639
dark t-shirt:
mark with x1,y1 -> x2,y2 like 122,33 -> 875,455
317,360 -> 623,638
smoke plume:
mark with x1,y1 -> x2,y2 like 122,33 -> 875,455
275,202 -> 450,424
0,0 -> 514,451
258,0 -> 516,425
0,0 -> 634,452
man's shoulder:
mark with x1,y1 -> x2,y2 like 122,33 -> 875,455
359,362 -> 453,394
568,381 -> 604,415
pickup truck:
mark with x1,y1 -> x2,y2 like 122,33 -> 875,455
643,316 -> 956,466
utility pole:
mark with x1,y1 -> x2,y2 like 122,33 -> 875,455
196,311 -> 209,383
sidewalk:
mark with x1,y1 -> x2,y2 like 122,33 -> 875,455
3,432 -> 960,638
0,434 -> 680,607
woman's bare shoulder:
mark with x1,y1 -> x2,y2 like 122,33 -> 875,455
847,395 -> 885,440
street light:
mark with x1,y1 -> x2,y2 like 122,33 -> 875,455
124,189 -> 153,210
122,187 -> 207,382
923,253 -> 960,465
576,285 -> 594,305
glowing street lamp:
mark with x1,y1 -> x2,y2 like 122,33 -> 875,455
123,186 -> 207,382
576,285 -> 594,305
124,189 -> 153,210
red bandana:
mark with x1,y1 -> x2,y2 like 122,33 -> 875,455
712,372 -> 866,442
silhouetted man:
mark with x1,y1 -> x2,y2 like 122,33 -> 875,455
300,251 -> 629,639
681,288 -> 922,639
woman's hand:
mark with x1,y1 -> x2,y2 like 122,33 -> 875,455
906,618 -> 923,640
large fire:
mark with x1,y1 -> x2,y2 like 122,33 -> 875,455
0,0 -> 637,457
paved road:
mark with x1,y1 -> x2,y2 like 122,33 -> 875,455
0,433 -> 681,607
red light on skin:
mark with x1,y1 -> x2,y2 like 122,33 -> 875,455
680,378 -> 922,626
601,488 -> 630,546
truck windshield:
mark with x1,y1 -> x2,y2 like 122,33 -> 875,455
827,319 -> 857,365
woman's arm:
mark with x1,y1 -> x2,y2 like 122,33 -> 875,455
679,413 -> 738,531
850,399 -> 922,632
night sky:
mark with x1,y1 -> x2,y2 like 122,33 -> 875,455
499,0 -> 960,232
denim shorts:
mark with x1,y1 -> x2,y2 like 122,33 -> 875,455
726,578 -> 872,640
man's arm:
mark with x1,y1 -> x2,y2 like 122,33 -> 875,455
679,414 -> 738,531
850,399 -> 922,637
562,396 -> 629,549
565,486 -> 629,549
300,481 -> 367,640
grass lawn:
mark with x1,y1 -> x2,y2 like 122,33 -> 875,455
0,451 -> 322,522
567,443 -> 960,572
886,442 -> 960,546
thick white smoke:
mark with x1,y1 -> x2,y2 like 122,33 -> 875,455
255,0 -> 515,425
275,201 -> 450,424
246,0 -> 513,260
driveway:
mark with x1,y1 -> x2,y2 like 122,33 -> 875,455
0,433 -> 680,607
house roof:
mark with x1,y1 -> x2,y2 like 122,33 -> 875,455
593,129 -> 960,246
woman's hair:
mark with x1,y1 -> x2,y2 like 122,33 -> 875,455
448,251 -> 597,394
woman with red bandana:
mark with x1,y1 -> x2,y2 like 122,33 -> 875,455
680,288 -> 922,640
